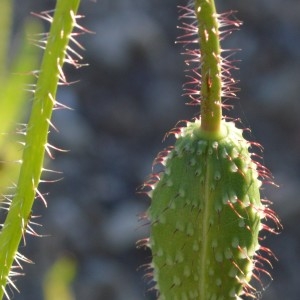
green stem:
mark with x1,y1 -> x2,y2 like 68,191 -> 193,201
195,0 -> 222,133
0,0 -> 80,297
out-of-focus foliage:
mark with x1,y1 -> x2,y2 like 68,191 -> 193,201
43,256 -> 77,300
0,0 -> 41,192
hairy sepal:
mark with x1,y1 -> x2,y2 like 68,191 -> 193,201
149,119 -> 265,299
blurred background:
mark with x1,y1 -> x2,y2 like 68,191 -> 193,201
8,0 -> 300,299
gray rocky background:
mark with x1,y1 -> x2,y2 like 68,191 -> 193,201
10,0 -> 300,299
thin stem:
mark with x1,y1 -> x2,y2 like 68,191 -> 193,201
195,0 -> 222,133
0,0 -> 80,298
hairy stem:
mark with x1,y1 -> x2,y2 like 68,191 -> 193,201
0,0 -> 80,297
196,0 -> 222,133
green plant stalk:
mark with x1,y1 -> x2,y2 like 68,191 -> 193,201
196,0 -> 222,133
0,0 -> 80,297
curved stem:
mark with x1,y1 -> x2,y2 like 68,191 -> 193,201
195,0 -> 222,133
0,0 -> 80,298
